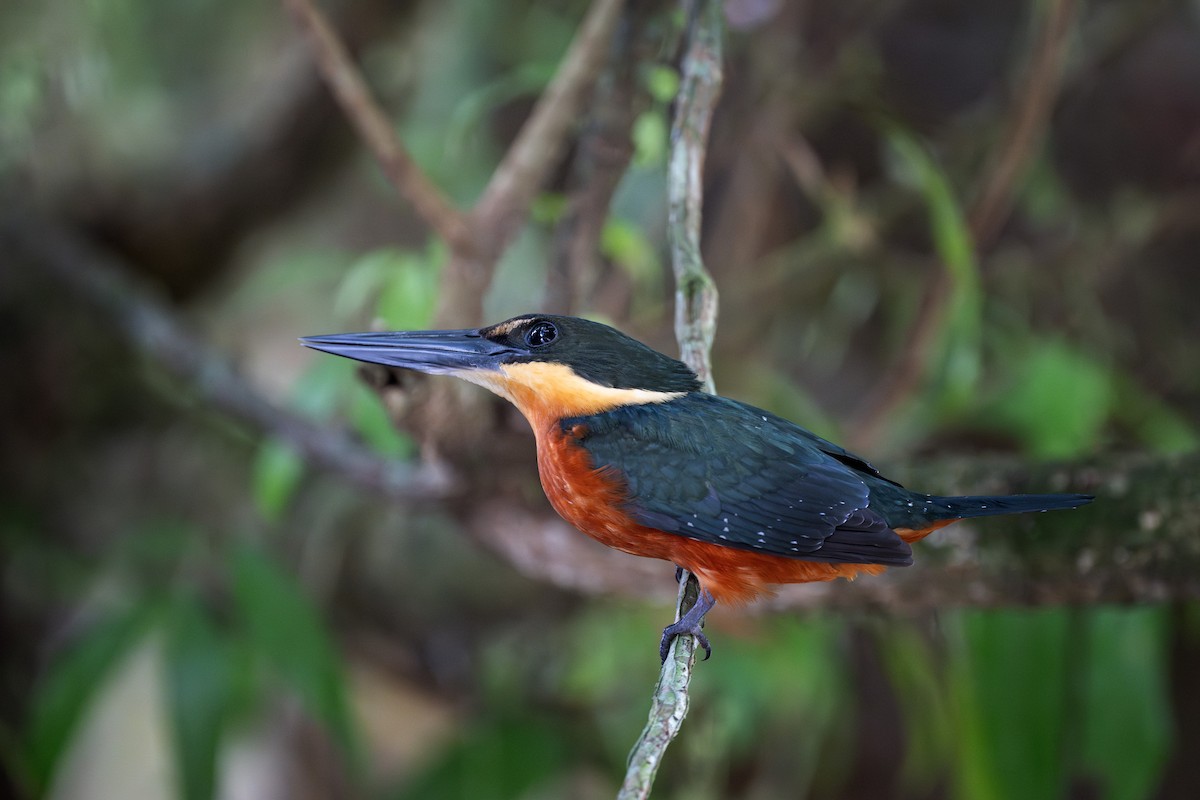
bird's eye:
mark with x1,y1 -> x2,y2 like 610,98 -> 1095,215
525,321 -> 558,347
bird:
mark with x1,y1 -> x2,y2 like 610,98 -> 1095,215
302,314 -> 1094,660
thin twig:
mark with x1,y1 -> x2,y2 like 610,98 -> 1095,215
619,574 -> 702,798
282,0 -> 472,252
850,0 -> 1077,450
0,208 -> 452,503
547,0 -> 663,314
969,0 -> 1078,246
620,1 -> 723,797
666,1 -> 722,394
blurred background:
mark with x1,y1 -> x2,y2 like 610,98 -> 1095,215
2,0 -> 1200,798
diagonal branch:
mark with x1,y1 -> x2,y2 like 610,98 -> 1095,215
849,0 -> 1078,450
473,0 -> 628,251
0,208 -> 452,503
621,1 -> 723,797
968,0 -> 1077,245
282,0 -> 472,252
432,0 -> 629,329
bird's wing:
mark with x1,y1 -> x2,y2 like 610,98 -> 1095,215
569,396 -> 913,566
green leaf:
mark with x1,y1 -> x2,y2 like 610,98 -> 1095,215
885,129 -> 982,410
947,609 -> 1071,800
1114,375 -> 1200,455
348,382 -> 412,459
875,622 -> 953,793
530,192 -> 567,225
990,340 -> 1113,458
601,218 -> 661,287
334,245 -> 443,330
393,713 -> 569,800
1077,607 -> 1170,800
642,64 -> 680,103
445,63 -> 555,159
252,439 -> 305,522
632,110 -> 668,168
24,606 -> 153,792
230,548 -> 360,770
334,248 -> 405,322
164,597 -> 237,800
376,248 -> 442,331
289,356 -> 355,420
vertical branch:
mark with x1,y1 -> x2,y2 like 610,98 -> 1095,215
620,1 -> 723,798
667,0 -> 723,395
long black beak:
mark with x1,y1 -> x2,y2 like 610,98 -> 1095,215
300,329 -> 514,374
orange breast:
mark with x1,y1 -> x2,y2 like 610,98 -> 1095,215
532,422 -> 891,605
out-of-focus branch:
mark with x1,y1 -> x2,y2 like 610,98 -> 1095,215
850,0 -> 1078,450
473,0 -> 627,252
547,0 -> 667,314
282,0 -> 472,252
0,209 -> 452,503
622,2 -> 723,798
969,0 -> 1078,245
435,0 -> 628,327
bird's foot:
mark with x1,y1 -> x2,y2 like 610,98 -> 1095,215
659,589 -> 717,663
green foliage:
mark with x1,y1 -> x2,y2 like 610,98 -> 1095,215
21,540 -> 364,800
252,245 -> 442,518
230,547 -> 361,770
0,54 -> 41,170
632,109 -> 669,168
349,381 -> 413,460
24,606 -> 155,793
530,192 -> 568,225
875,622 -> 954,793
391,713 -> 571,800
11,1 -> 1197,798
164,596 -> 238,800
1077,608 -> 1170,800
988,339 -> 1114,459
632,64 -> 677,168
979,336 -> 1199,458
948,609 -> 1073,800
446,63 -> 555,159
1113,376 -> 1200,455
336,244 -> 445,330
691,618 -> 849,794
939,607 -> 1171,800
252,439 -> 305,522
642,64 -> 680,104
602,217 -> 664,314
885,128 -> 983,413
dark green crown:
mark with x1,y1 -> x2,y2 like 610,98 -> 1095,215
482,315 -> 702,393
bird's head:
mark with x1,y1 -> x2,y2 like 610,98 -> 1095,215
302,315 -> 700,421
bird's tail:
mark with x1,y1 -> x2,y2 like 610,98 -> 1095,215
933,492 -> 1094,520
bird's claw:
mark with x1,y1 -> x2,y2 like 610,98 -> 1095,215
658,588 -> 717,663
659,620 -> 711,662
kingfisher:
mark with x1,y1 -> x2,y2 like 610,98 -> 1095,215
302,314 -> 1093,659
